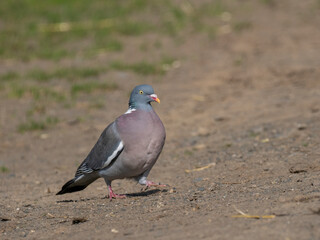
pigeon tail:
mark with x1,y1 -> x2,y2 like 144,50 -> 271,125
56,174 -> 98,195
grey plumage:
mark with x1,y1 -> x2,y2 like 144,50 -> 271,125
57,84 -> 166,198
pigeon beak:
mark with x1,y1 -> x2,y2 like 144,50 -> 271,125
150,94 -> 160,103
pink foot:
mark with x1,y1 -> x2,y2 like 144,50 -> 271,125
108,186 -> 126,200
146,181 -> 167,188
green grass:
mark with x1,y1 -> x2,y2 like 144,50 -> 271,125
26,104 -> 47,117
26,67 -> 106,82
110,57 -> 176,75
110,61 -> 164,75
115,21 -> 151,36
139,42 -> 149,52
104,39 -> 123,52
203,1 -> 226,16
233,21 -> 252,32
0,0 -> 230,60
2,67 -> 106,84
89,99 -> 105,109
260,0 -> 276,7
184,150 -> 194,156
0,0 -> 241,133
0,72 -> 20,81
224,143 -> 232,148
26,70 -> 52,82
71,82 -> 118,95
0,166 -> 9,173
9,84 -> 25,98
9,84 -> 66,102
92,38 -> 123,53
18,116 -> 59,133
0,0 -> 152,60
248,131 -> 260,138
233,57 -> 243,66
161,56 -> 176,65
154,40 -> 162,49
162,6 -> 188,36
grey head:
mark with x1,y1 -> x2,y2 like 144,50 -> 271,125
129,84 -> 160,110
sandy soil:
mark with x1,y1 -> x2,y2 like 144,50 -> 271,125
1,1 -> 320,239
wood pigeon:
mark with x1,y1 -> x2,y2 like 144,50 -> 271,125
57,84 -> 166,199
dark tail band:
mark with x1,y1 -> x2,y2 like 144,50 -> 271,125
56,174 -> 99,195
56,178 -> 87,195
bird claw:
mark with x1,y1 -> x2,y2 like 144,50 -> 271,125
108,192 -> 126,200
108,185 -> 126,200
147,181 -> 167,187
142,181 -> 168,191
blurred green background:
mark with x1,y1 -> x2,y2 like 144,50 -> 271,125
0,0 -> 253,133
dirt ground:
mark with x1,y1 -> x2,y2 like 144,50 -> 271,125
1,1 -> 320,239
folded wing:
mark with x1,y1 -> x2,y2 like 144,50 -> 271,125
75,122 -> 124,177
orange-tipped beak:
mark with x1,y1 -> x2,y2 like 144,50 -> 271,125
150,94 -> 160,103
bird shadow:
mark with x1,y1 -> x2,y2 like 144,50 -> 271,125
126,189 -> 167,198
56,189 -> 167,203
56,197 -> 100,203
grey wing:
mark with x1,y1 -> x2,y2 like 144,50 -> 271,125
75,121 -> 124,177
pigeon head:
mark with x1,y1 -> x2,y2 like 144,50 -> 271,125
129,84 -> 160,109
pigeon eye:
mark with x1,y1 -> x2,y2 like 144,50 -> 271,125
139,90 -> 143,95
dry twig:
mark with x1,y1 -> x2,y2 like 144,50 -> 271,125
231,206 -> 275,219
185,162 -> 216,173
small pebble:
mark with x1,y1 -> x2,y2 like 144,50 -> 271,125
111,228 -> 119,233
297,123 -> 307,130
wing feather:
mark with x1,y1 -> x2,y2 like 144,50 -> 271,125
75,122 -> 124,177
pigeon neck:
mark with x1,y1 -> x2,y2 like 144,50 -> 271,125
129,102 -> 153,111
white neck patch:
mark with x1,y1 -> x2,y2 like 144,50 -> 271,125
124,108 -> 136,114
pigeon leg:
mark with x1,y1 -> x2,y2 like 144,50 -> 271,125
108,185 -> 126,199
105,179 -> 126,199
